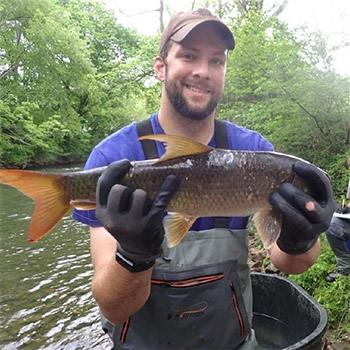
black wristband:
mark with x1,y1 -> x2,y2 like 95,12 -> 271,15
115,251 -> 155,273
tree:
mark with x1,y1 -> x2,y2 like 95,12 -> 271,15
0,0 -> 159,167
0,0 -> 94,166
217,8 -> 349,196
220,10 -> 349,157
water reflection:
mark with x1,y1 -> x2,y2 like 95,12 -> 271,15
0,167 -> 112,349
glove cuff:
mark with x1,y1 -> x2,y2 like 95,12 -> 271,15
276,236 -> 318,256
115,244 -> 160,273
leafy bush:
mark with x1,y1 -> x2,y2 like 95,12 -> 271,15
324,152 -> 350,200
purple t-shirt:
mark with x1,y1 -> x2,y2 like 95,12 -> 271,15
73,113 -> 274,230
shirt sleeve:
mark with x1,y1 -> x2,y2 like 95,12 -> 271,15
258,135 -> 274,152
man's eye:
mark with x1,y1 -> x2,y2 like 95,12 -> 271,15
212,58 -> 224,65
183,54 -> 193,60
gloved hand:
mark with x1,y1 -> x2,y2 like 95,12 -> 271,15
96,160 -> 180,272
269,161 -> 336,255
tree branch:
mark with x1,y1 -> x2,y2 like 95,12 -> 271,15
240,0 -> 248,13
0,16 -> 28,29
159,0 -> 164,32
0,48 -> 26,80
190,0 -> 196,11
272,0 -> 289,16
115,5 -> 160,18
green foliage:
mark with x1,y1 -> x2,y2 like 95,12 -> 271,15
221,11 -> 350,164
0,98 -> 91,167
58,0 -> 140,69
325,152 -> 350,200
78,33 -> 160,146
289,235 -> 350,338
0,99 -> 41,167
0,0 -> 93,111
0,0 -> 160,167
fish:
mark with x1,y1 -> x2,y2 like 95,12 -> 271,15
0,134 -> 317,248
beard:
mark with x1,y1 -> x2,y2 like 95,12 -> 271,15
164,74 -> 222,121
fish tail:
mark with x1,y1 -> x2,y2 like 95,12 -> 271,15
0,169 -> 71,242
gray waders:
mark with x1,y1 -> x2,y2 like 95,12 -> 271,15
326,216 -> 350,273
99,119 -> 258,349
101,229 -> 255,349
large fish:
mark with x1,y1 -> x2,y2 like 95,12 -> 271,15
0,134 -> 317,248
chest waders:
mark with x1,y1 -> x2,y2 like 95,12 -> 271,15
101,120 -> 253,349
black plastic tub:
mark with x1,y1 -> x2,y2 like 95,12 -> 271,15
251,273 -> 327,349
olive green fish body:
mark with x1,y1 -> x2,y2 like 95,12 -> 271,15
61,168 -> 103,203
122,150 -> 298,217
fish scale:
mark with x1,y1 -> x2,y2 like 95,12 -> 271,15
121,149 -> 295,218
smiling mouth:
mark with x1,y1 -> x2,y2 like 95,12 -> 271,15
185,84 -> 210,94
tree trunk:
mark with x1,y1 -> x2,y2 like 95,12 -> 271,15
159,0 -> 164,32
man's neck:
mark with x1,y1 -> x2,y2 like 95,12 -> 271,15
158,104 -> 215,145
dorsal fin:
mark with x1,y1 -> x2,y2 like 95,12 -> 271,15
138,134 -> 212,163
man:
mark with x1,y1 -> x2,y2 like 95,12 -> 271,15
325,176 -> 350,282
73,8 -> 335,349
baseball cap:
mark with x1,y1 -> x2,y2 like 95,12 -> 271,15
159,8 -> 235,54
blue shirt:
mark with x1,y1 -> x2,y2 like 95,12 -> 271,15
73,113 -> 274,230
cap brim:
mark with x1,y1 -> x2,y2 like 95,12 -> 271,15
171,19 -> 235,50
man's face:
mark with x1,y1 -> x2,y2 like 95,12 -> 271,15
163,23 -> 228,121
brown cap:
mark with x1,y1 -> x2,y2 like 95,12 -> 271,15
160,8 -> 235,54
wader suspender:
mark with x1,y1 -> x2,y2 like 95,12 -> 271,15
136,119 -> 158,160
136,119 -> 231,229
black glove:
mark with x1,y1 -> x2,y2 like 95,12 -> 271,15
269,161 -> 336,255
96,160 -> 180,272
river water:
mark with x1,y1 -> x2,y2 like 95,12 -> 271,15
0,166 -> 112,349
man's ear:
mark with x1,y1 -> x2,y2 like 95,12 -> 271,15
154,56 -> 165,82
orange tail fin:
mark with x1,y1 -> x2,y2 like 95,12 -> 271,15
0,169 -> 71,242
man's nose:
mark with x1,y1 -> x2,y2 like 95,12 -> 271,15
192,60 -> 210,79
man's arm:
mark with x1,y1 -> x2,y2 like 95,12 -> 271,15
90,160 -> 179,325
90,226 -> 152,325
270,239 -> 320,275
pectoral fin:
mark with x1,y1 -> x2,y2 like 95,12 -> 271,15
253,208 -> 282,249
163,212 -> 197,248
